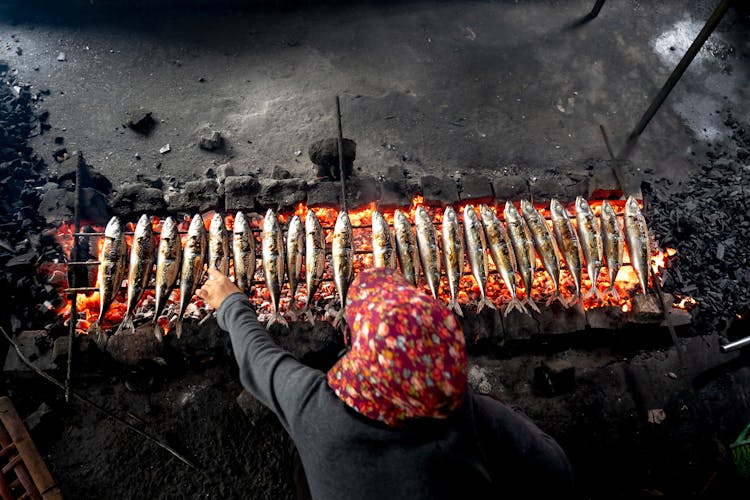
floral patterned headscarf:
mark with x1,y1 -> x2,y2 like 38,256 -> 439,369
327,268 -> 467,427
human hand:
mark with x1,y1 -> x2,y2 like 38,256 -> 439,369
196,269 -> 242,310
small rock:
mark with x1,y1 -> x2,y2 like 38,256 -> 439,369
294,150 -> 302,157
126,109 -> 156,135
56,52 -> 66,61
216,163 -> 235,182
53,136 -> 64,145
159,143 -> 171,154
199,130 -> 223,151
271,165 -> 291,180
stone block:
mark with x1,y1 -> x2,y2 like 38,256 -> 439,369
529,173 -> 589,205
492,175 -> 528,203
166,179 -> 221,213
536,301 -> 587,334
379,166 -> 417,208
309,138 -> 356,180
256,178 -> 307,210
460,175 -> 494,202
459,307 -> 503,346
347,175 -> 380,209
586,305 -> 625,330
4,331 -> 55,377
224,175 -> 261,211
106,324 -> 163,365
110,182 -> 166,216
534,358 -> 575,396
307,181 -> 341,208
421,175 -> 459,206
628,293 -> 664,324
502,307 -> 539,340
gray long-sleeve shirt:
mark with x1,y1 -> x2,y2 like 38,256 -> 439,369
218,292 -> 574,499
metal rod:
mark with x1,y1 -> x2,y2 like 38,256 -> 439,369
336,96 -> 347,213
586,0 -> 606,20
600,124 -> 634,199
720,335 -> 750,353
628,0 -> 733,139
0,327 -> 198,470
66,155 -> 83,403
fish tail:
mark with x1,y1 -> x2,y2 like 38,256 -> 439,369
267,312 -> 289,329
332,309 -> 346,330
608,286 -> 621,301
447,299 -> 464,318
89,319 -> 108,349
303,307 -> 315,326
477,296 -> 496,313
116,315 -> 134,335
153,322 -> 164,342
174,319 -> 183,339
504,297 -> 528,317
525,296 -> 541,314
545,291 -> 567,307
583,287 -> 596,299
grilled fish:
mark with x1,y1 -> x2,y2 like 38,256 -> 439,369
371,210 -> 394,269
600,200 -> 624,299
286,215 -> 304,317
521,200 -> 563,306
441,206 -> 464,317
208,213 -> 229,275
415,206 -> 441,299
153,216 -> 182,340
479,204 -> 526,316
393,209 -> 419,287
332,211 -> 354,329
575,196 -> 604,300
90,216 -> 127,345
232,211 -> 256,295
504,202 -> 540,313
624,196 -> 651,295
463,204 -> 495,312
303,210 -> 325,325
262,208 -> 287,328
175,214 -> 207,338
117,214 -> 154,335
550,199 -> 582,303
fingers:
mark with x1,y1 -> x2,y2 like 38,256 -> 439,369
207,268 -> 224,279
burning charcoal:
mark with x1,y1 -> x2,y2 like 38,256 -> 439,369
126,109 -> 156,135
308,137 -> 356,180
534,358 -> 575,396
199,130 -> 224,151
3,330 -> 54,374
420,175 -> 459,206
5,250 -> 38,268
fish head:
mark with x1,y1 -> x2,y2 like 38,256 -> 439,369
162,216 -> 176,235
503,201 -> 519,221
575,196 -> 589,213
415,206 -> 428,222
233,212 -> 246,233
625,196 -> 640,215
520,199 -> 534,215
210,213 -> 225,233
463,204 -> 477,222
104,216 -> 122,238
478,204 -> 492,220
134,214 -> 151,237
263,209 -> 278,233
601,199 -> 615,219
550,198 -> 564,215
335,211 -> 351,232
443,206 -> 456,223
306,210 -> 321,232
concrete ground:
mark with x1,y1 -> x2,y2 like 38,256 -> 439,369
2,1 -> 750,499
2,0 -> 747,188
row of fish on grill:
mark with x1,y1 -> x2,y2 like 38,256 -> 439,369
88,194 -> 651,340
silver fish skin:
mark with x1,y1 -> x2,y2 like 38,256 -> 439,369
176,214 -> 207,338
286,215 -> 304,316
91,216 -> 127,345
208,213 -> 229,276
600,200 -> 624,299
153,216 -> 182,339
371,210 -> 394,269
262,209 -> 287,328
575,196 -> 604,300
463,204 -> 495,312
232,211 -> 256,295
503,202 -> 539,313
623,196 -> 650,295
393,209 -> 419,287
550,199 -> 583,302
521,200 -> 563,306
118,214 -> 155,335
415,206 -> 441,299
441,206 -> 464,317
479,204 -> 526,316
332,211 -> 354,329
303,210 -> 325,325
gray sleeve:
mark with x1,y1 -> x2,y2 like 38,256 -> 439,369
217,292 -> 325,433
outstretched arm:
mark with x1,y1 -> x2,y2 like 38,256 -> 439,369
198,270 -> 323,432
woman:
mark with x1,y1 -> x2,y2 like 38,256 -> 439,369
198,267 -> 574,499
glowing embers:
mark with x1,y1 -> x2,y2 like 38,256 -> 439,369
49,197 -> 690,336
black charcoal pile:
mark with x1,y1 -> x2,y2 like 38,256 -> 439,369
647,110 -> 750,336
0,61 -> 64,334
